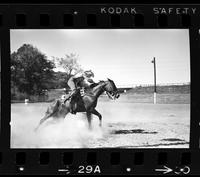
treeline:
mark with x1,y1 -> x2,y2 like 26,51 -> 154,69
11,44 -> 82,101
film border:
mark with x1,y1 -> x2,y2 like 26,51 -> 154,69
0,4 -> 200,175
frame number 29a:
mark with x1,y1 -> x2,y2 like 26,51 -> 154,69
78,165 -> 101,174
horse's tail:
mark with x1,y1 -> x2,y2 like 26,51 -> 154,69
47,99 -> 61,115
34,99 -> 61,132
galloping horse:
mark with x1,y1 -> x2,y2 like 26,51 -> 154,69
35,79 -> 120,131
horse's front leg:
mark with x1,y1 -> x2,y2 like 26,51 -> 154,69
91,109 -> 102,127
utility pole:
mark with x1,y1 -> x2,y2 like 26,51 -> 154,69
151,57 -> 157,104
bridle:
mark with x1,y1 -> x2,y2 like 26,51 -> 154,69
102,81 -> 119,100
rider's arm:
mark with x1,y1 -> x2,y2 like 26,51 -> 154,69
87,78 -> 95,83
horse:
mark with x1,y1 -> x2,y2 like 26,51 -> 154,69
34,78 -> 120,131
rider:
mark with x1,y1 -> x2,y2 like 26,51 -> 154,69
64,70 -> 95,114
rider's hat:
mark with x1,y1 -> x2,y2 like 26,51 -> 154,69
84,70 -> 94,78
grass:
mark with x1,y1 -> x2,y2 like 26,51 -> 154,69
113,93 -> 190,104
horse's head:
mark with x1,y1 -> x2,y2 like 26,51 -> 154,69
104,78 -> 120,100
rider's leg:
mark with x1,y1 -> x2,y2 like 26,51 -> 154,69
63,78 -> 76,104
67,78 -> 79,114
68,77 -> 76,90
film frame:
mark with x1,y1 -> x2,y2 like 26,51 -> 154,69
0,3 -> 200,175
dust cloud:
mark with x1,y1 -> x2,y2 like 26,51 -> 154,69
11,104 -> 109,148
11,102 -> 190,148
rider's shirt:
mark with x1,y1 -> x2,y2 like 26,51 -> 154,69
73,71 -> 94,88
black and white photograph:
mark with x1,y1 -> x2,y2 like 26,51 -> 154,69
10,29 -> 190,148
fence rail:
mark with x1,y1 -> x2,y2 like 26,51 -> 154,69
117,82 -> 190,88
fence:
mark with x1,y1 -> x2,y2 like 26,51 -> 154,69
117,82 -> 190,88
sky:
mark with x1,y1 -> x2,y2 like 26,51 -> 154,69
10,29 -> 190,87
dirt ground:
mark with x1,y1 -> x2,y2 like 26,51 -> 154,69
10,97 -> 190,148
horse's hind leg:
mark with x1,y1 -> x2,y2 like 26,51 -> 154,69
34,99 -> 61,132
86,112 -> 92,130
91,109 -> 102,127
34,114 -> 50,132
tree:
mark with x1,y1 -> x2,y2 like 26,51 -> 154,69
53,53 -> 83,82
11,44 -> 55,98
49,71 -> 70,89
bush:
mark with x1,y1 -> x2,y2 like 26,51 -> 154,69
11,90 -> 27,100
11,89 -> 49,102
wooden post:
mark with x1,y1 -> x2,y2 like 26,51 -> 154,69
151,57 -> 157,104
25,99 -> 29,105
